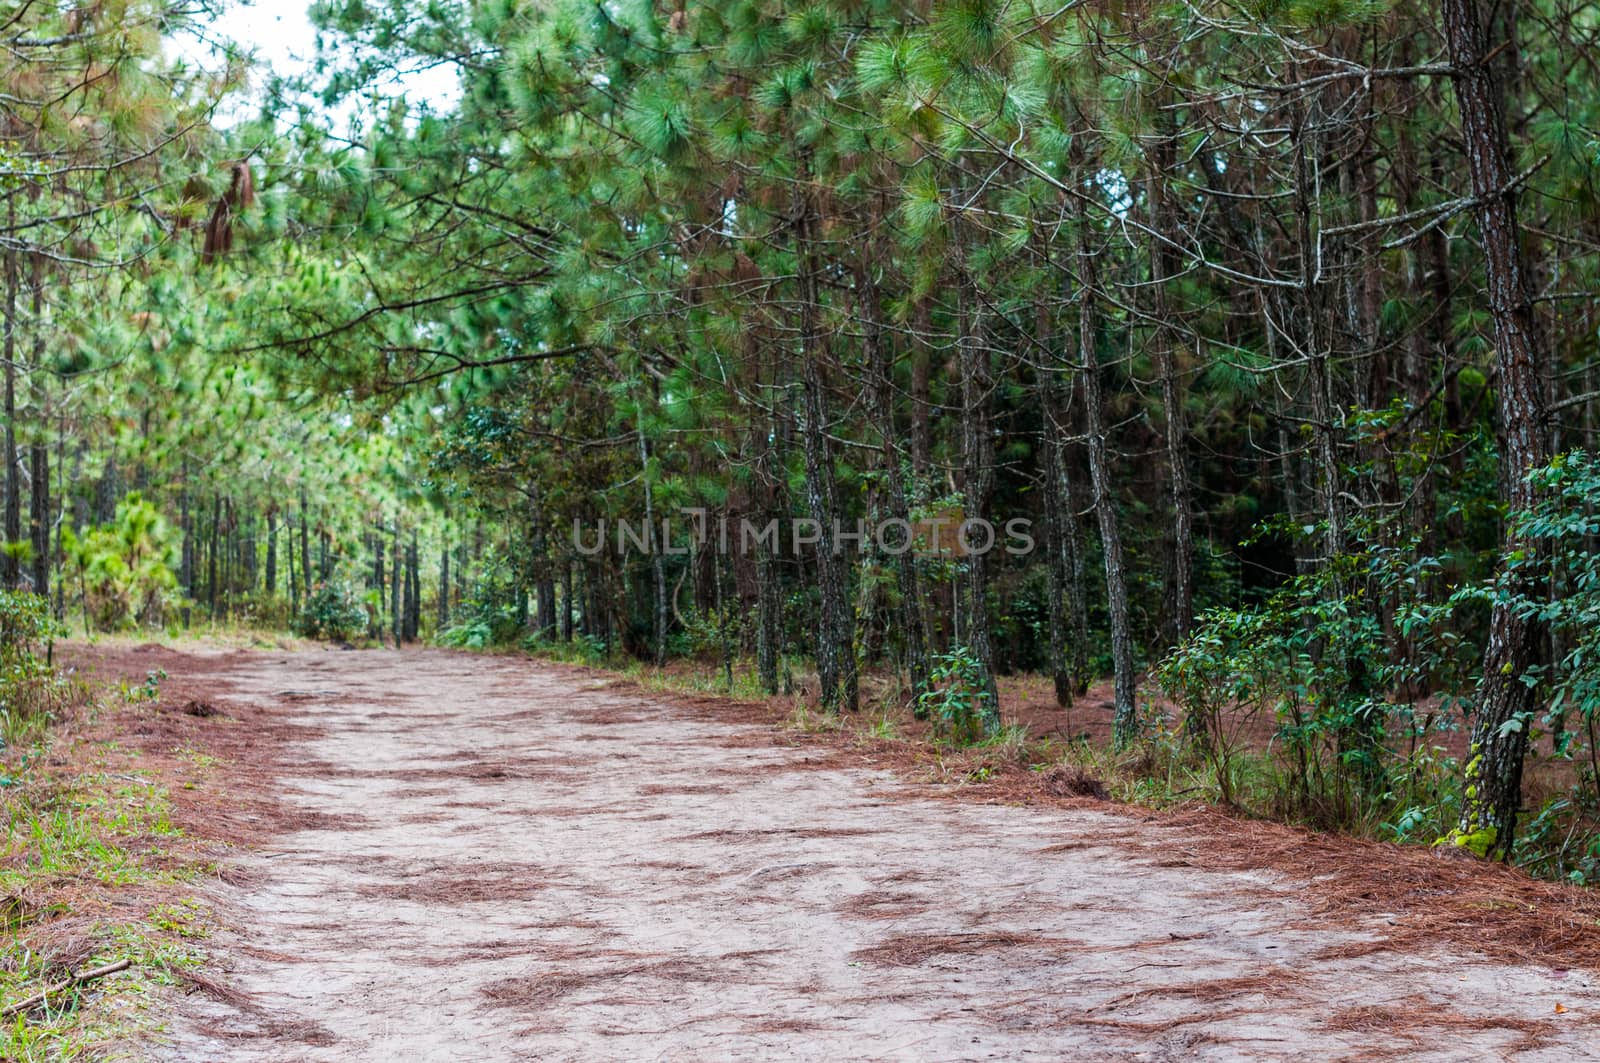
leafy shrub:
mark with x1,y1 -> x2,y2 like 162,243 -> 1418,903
1154,606 -> 1279,806
0,590 -> 65,747
1158,522 -> 1470,827
60,493 -> 181,631
1490,451 -> 1600,879
919,645 -> 998,744
294,581 -> 368,642
437,550 -> 526,647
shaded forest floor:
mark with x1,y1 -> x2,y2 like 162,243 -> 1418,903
19,644 -> 1600,1060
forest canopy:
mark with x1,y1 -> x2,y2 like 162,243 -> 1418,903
5,0 -> 1600,874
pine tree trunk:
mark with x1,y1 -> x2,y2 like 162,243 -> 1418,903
535,524 -> 556,639
439,542 -> 450,632
753,399 -> 784,695
910,298 -> 932,484
1076,221 -> 1139,748
1444,0 -> 1550,857
265,510 -> 277,597
562,559 -> 575,641
299,487 -> 311,606
392,523 -> 403,644
859,251 -> 930,706
53,404 -> 63,622
95,452 -> 116,524
26,254 -> 46,600
2,219 -> 18,591
1148,136 -> 1195,644
795,158 -> 856,712
29,443 -> 47,599
715,541 -> 734,691
1292,89 -> 1382,789
957,276 -> 1000,725
287,512 -> 299,610
635,429 -> 668,665
800,350 -> 856,712
1291,93 -> 1349,578
405,530 -> 420,642
208,493 -> 221,620
586,561 -> 604,643
179,459 -> 193,596
1036,344 -> 1088,707
1394,109 -> 1448,607
755,505 -> 783,695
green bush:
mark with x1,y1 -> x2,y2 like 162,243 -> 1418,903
1490,451 -> 1600,880
1158,518 -> 1470,829
0,590 -> 65,747
294,581 -> 368,642
437,551 -> 527,647
61,493 -> 181,631
919,645 -> 998,744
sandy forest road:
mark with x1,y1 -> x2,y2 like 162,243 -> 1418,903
147,649 -> 1600,1062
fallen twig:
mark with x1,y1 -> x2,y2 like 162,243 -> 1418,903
2,959 -> 132,1018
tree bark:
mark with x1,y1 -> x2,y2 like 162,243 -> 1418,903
29,443 -> 47,598
910,298 -> 933,484
795,154 -> 856,712
405,530 -> 420,642
755,446 -> 784,695
180,460 -> 193,596
635,428 -> 668,664
957,272 -> 1000,724
1443,0 -> 1550,857
1076,219 -> 1139,748
859,247 -> 930,706
439,540 -> 451,632
207,493 -> 221,619
287,510 -> 299,610
1036,332 -> 1089,706
26,253 -> 46,599
1148,134 -> 1195,644
392,522 -> 404,643
2,213 -> 18,591
265,510 -> 277,597
299,486 -> 312,607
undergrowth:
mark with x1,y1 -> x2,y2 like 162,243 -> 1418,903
2,602 -> 214,1058
505,636 -> 1599,886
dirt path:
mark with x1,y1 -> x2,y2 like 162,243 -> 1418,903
151,649 -> 1599,1061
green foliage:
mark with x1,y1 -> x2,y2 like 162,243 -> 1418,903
294,582 -> 369,643
0,592 -> 64,749
919,645 -> 999,744
1159,519 -> 1471,827
437,552 -> 527,648
1511,453 -> 1600,737
522,632 -> 611,666
1491,452 -> 1600,879
1154,606 -> 1278,807
61,495 -> 181,632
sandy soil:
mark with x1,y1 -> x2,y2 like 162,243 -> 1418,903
137,648 -> 1600,1061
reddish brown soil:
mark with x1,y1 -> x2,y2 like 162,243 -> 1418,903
57,645 -> 1600,1061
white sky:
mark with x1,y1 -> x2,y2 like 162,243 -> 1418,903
212,1 -> 317,71
196,1 -> 460,123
